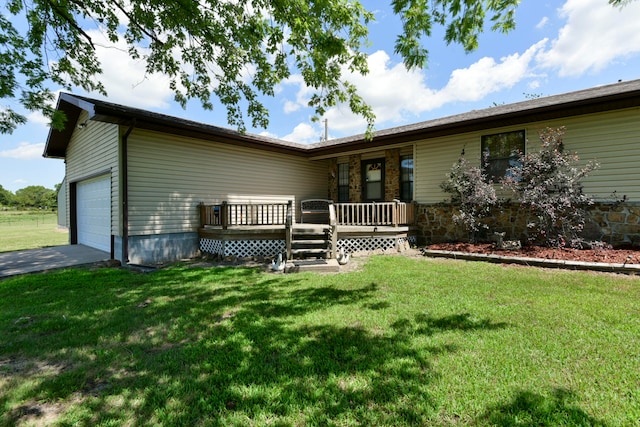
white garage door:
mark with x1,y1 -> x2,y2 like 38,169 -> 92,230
77,175 -> 111,252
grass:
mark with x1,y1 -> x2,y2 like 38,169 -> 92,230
0,210 -> 68,252
1,256 -> 639,426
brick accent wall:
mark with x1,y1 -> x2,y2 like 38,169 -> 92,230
328,158 -> 338,201
416,202 -> 640,247
385,149 -> 400,201
349,154 -> 362,202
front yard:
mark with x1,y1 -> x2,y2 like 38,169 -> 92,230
1,256 -> 638,426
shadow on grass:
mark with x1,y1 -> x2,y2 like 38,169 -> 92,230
1,264 -> 507,426
477,388 -> 609,426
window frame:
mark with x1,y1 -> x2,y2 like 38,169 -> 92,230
337,163 -> 349,202
481,130 -> 526,182
400,154 -> 413,202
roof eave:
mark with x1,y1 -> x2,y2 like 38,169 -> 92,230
305,84 -> 640,156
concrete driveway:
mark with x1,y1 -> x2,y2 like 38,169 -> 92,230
0,245 -> 111,278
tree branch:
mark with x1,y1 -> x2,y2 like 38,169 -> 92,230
109,0 -> 165,47
42,0 -> 95,49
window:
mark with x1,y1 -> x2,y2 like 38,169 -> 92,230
400,155 -> 413,202
337,163 -> 349,202
481,130 -> 525,181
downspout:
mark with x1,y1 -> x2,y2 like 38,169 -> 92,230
122,120 -> 136,263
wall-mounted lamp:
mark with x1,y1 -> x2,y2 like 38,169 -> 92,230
77,119 -> 89,129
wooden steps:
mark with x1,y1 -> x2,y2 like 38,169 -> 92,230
290,223 -> 332,260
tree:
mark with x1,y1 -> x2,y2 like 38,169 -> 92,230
1,0 -> 521,135
503,127 -> 599,248
14,185 -> 57,209
1,1 -> 632,136
440,154 -> 497,242
0,184 -> 14,206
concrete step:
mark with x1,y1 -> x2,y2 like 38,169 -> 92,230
286,258 -> 340,273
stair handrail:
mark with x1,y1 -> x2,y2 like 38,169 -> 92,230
286,200 -> 293,260
328,202 -> 337,259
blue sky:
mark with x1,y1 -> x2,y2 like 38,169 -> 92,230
2,0 -> 640,193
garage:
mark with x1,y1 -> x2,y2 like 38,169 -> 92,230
76,175 -> 111,252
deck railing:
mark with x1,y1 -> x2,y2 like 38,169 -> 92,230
200,200 -> 415,228
199,201 -> 292,229
334,201 -> 415,226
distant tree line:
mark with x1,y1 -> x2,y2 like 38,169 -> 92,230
0,184 -> 59,210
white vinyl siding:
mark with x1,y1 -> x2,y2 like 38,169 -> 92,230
126,130 -> 328,235
415,133 -> 479,203
415,107 -> 640,203
65,112 -> 120,235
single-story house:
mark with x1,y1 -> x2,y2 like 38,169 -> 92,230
44,79 -> 640,265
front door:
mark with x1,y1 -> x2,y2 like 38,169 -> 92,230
362,159 -> 385,202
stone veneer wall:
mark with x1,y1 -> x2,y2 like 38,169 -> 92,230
349,154 -> 362,202
416,202 -> 640,248
385,149 -> 400,201
328,158 -> 338,201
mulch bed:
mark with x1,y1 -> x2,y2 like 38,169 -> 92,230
427,242 -> 640,265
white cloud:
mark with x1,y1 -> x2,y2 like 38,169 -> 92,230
0,142 -> 45,160
528,80 -> 542,90
283,100 -> 300,113
281,123 -> 321,144
346,50 -> 436,123
536,16 -> 549,30
281,74 -> 315,115
258,130 -> 278,139
536,0 -> 640,76
26,111 -> 50,127
436,40 -> 546,105
82,30 -> 174,109
280,41 -> 544,138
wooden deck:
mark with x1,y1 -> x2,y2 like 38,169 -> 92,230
198,200 -> 416,259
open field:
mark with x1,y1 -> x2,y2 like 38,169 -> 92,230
0,210 -> 68,252
1,256 -> 638,426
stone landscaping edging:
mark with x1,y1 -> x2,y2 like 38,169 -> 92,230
422,250 -> 640,275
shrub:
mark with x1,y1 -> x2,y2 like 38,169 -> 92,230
503,127 -> 598,248
440,155 -> 497,242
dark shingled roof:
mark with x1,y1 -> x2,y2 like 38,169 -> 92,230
305,79 -> 640,155
44,79 -> 640,159
44,93 -> 309,158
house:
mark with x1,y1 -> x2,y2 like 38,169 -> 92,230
44,79 -> 640,265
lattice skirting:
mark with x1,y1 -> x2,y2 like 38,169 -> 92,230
337,236 -> 415,254
201,238 -> 286,258
201,235 -> 417,258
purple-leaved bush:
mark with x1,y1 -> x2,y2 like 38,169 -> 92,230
503,127 -> 599,248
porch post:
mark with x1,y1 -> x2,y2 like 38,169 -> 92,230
221,201 -> 228,230
393,199 -> 399,227
199,202 -> 206,228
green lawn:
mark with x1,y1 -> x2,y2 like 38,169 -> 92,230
0,210 -> 68,252
1,256 -> 638,426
